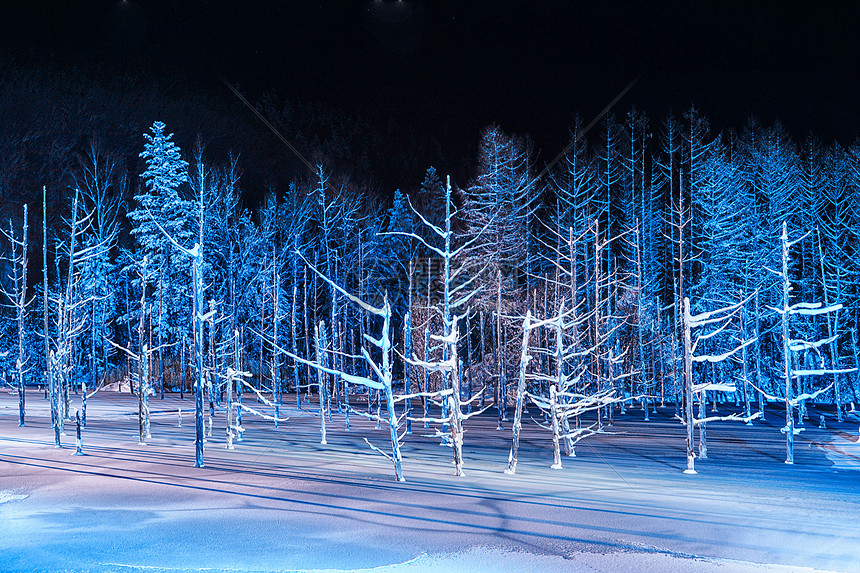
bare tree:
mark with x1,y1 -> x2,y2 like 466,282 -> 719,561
287,255 -> 406,482
1,205 -> 30,427
760,222 -> 856,464
681,296 -> 760,474
105,257 -> 162,445
389,176 -> 490,476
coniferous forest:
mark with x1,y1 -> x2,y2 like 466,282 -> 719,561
2,58 -> 859,481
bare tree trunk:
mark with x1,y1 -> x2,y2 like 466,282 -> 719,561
479,311 -> 486,408
316,322 -> 327,445
781,222 -> 795,465
272,249 -> 281,425
379,297 -> 405,482
698,371 -> 707,459
505,311 -> 532,475
683,297 -> 696,474
207,300 -> 216,438
192,251 -> 205,468
303,265 -> 311,399
554,309 -> 575,457
448,323 -> 464,476
496,272 -> 504,430
850,331 -> 860,407
741,300 -> 752,424
259,267 -> 266,393
86,282 -> 95,427
670,317 -> 680,417
634,220 -> 647,414
593,220 -> 603,429
158,262 -> 165,400
44,188 -> 59,446
404,310 -> 412,434
180,335 -> 186,400
755,290 -> 765,419
549,384 -> 562,469
226,329 -> 236,450
465,310 -> 473,411
423,323 -> 430,428
12,206 -> 28,427
138,258 -> 150,446
292,236 -> 301,409
817,229 -> 842,421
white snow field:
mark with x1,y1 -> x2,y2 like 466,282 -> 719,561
1,391 -> 858,573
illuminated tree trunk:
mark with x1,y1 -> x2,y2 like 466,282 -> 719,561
193,251 -> 205,468
316,322 -> 327,445
683,297 -> 696,474
44,188 -> 59,447
496,272 -> 504,429
781,222 -> 795,465
549,384 -> 562,469
505,311 -> 532,475
138,294 -> 150,447
404,309 -> 412,434
292,235 -> 301,409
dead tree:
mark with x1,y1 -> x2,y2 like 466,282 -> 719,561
388,176 -> 489,476
1,205 -> 30,427
761,222 -> 856,464
287,255 -> 406,482
681,295 -> 760,474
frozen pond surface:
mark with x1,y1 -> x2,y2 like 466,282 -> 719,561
1,393 -> 858,572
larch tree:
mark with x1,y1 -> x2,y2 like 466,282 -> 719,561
76,144 -> 122,413
762,222 -> 856,464
681,295 -> 760,474
395,176 -> 491,476
1,205 -> 30,427
287,256 -> 406,481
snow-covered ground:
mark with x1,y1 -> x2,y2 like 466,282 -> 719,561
1,390 -> 858,573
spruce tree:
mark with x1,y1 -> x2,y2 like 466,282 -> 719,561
128,121 -> 194,348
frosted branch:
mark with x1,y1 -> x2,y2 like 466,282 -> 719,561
692,411 -> 761,426
792,367 -> 857,377
236,403 -> 290,423
363,438 -> 395,462
341,371 -> 385,391
788,335 -> 837,352
692,338 -> 756,364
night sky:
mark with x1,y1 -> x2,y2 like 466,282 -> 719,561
2,1 -> 859,189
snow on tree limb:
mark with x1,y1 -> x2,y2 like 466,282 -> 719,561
283,347 -> 344,379
788,335 -> 838,352
295,250 -> 384,316
393,388 -> 454,402
405,353 -> 456,374
560,424 -> 609,443
748,379 -> 834,406
363,438 -> 394,463
236,403 -> 290,423
687,294 -> 753,327
786,229 -> 812,248
791,367 -> 857,377
692,338 -> 756,363
460,404 -> 494,421
766,302 -> 843,316
692,411 -> 762,426
340,371 -> 385,391
691,382 -> 738,393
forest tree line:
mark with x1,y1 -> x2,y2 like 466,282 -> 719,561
3,99 -> 860,475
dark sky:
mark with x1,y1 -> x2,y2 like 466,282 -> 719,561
3,1 -> 860,170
